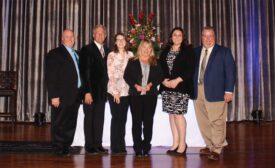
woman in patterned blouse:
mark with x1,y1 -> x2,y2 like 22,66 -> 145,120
107,32 -> 134,154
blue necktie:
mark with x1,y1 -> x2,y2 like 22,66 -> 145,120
72,50 -> 81,88
73,51 -> 79,65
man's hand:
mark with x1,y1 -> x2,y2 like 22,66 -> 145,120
51,97 -> 60,108
85,93 -> 93,105
224,93 -> 233,103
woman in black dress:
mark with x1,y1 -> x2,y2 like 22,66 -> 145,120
159,27 -> 195,155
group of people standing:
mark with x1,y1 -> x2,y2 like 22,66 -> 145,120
45,24 -> 236,161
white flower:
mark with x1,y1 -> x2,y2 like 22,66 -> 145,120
130,38 -> 135,43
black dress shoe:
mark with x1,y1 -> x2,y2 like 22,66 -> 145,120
135,152 -> 143,157
143,151 -> 150,156
86,148 -> 99,155
121,149 -> 127,154
55,148 -> 70,156
112,149 -> 127,155
96,146 -> 109,154
62,148 -> 70,155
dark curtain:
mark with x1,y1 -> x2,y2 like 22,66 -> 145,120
0,0 -> 274,121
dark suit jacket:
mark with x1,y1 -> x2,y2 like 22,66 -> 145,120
159,44 -> 195,98
45,45 -> 80,106
79,42 -> 110,102
124,58 -> 164,96
193,44 -> 236,102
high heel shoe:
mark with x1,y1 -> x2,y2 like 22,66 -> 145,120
166,147 -> 178,155
174,144 -> 188,156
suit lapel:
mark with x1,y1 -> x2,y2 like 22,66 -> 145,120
135,60 -> 143,84
60,45 -> 75,65
205,44 -> 218,72
91,42 -> 102,58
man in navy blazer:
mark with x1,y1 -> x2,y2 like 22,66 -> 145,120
193,26 -> 236,161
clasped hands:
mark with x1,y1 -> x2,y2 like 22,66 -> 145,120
135,82 -> 153,93
162,77 -> 183,89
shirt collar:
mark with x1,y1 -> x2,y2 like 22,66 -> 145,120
202,45 -> 214,55
94,40 -> 103,49
63,44 -> 75,53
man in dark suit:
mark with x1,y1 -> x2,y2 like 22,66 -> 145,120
79,25 -> 110,154
45,29 -> 82,155
193,26 -> 236,161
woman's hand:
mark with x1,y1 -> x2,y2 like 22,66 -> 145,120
162,79 -> 170,88
113,94 -> 121,104
165,77 -> 183,89
145,82 -> 153,91
134,84 -> 143,92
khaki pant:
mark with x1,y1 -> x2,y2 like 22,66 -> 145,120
194,84 -> 227,154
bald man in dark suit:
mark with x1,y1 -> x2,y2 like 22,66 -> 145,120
45,29 -> 82,155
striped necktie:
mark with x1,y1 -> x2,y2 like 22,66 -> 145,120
100,45 -> 105,57
198,49 -> 208,84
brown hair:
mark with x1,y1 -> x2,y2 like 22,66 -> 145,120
134,40 -> 157,66
202,26 -> 216,36
113,32 -> 129,53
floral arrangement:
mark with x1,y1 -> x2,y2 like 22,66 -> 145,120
127,11 -> 162,55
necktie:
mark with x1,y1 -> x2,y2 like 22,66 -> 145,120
198,49 -> 208,84
72,50 -> 81,88
100,45 -> 105,57
73,51 -> 79,65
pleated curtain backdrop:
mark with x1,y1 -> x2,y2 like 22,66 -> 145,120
0,0 -> 274,121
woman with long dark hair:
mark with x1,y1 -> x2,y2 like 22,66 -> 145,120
159,27 -> 195,155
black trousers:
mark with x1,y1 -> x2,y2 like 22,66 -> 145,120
129,95 -> 158,153
51,94 -> 81,150
108,94 -> 129,152
83,99 -> 106,149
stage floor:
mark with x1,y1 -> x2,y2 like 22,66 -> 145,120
0,121 -> 275,168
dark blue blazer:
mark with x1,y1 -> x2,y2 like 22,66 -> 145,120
193,44 -> 236,102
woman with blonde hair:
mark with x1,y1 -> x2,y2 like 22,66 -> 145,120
124,40 -> 164,157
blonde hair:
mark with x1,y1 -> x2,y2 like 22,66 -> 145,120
134,40 -> 157,66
